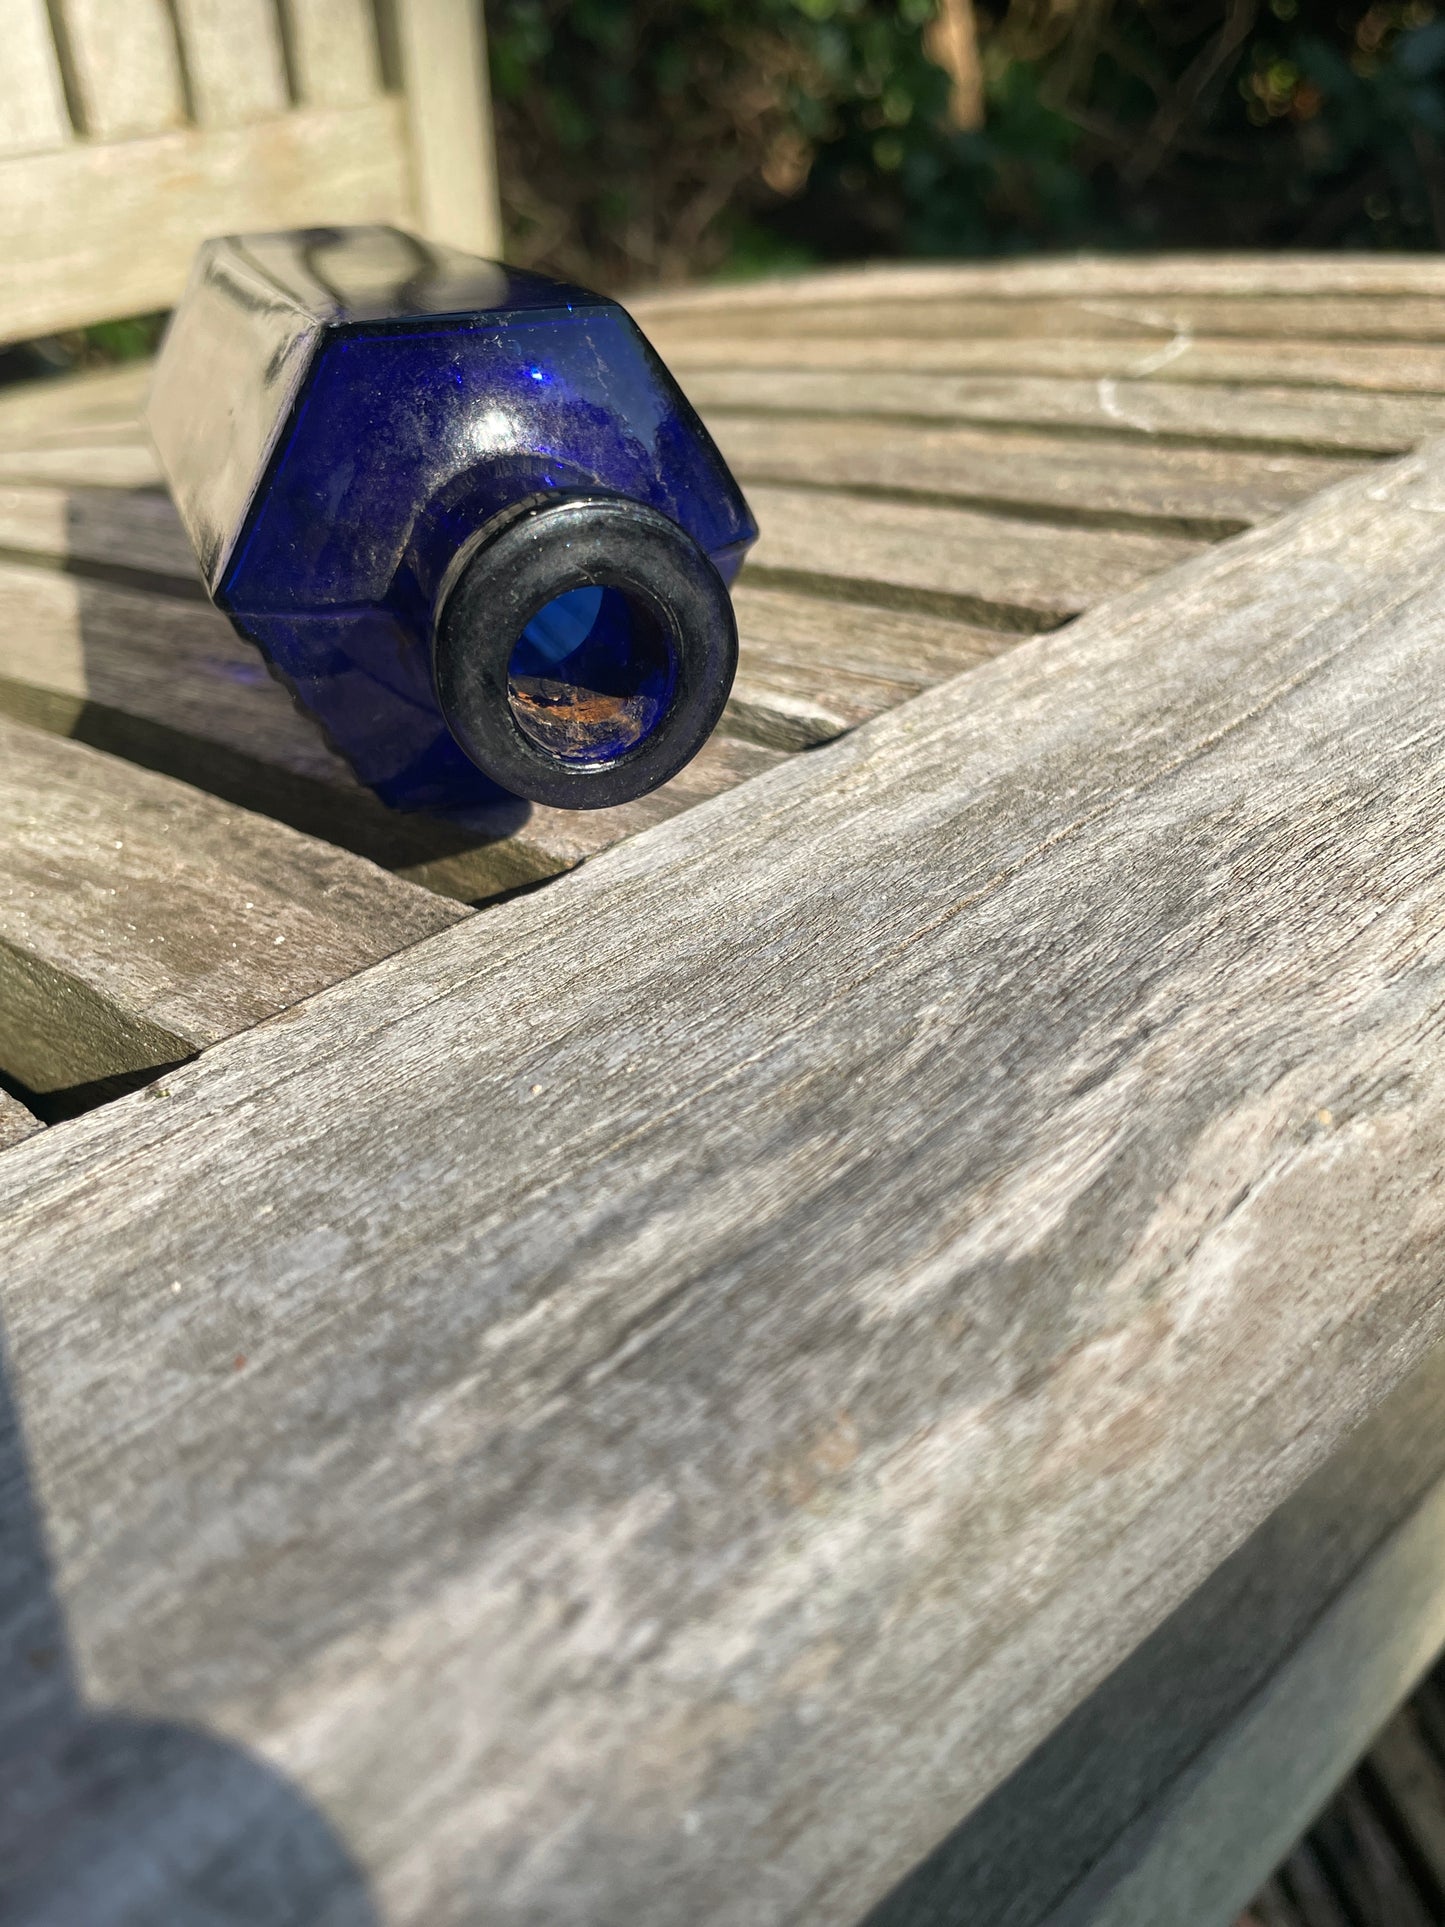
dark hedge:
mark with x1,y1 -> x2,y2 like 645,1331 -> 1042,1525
487,0 -> 1445,289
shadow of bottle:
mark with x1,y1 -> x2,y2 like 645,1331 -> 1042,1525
56,487 -> 533,896
0,1327 -> 378,1925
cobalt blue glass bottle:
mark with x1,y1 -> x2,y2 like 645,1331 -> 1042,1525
145,226 -> 757,812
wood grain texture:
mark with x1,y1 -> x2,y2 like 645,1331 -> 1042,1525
649,328 -> 1445,397
0,547 -> 785,901
645,293 -> 1445,346
0,0 -> 71,158
711,414 -> 1363,539
866,1336 -> 1445,1927
0,366 -> 149,449
680,366 -> 1445,456
745,482 -> 1201,624
0,99 -> 411,343
171,0 -> 290,127
0,439 -> 164,490
0,482 -> 201,587
0,1085 -> 40,1150
627,252 -> 1445,316
0,451 -> 1025,824
730,583 -> 1018,748
0,560 -> 353,789
4,448 -> 1445,1920
0,714 -> 466,1092
52,0 -> 187,140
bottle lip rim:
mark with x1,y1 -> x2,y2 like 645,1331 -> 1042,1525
432,491 -> 737,811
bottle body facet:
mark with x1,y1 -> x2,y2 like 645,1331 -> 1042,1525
147,226 -> 756,812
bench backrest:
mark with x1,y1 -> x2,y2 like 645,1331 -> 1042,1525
0,0 -> 502,345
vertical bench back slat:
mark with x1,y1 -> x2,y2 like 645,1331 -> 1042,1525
172,0 -> 292,128
0,0 -> 501,344
281,0 -> 384,107
0,0 -> 71,156
395,0 -> 501,266
53,0 -> 189,140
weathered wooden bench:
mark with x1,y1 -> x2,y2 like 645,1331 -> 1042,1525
7,5 -> 1445,1924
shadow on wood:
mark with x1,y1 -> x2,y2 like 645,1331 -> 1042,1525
0,1321 -> 377,1923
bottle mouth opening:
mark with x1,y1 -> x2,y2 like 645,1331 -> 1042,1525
434,491 -> 737,811
506,583 -> 679,767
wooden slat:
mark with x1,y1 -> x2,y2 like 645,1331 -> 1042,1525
0,472 -> 1202,632
730,584 -> 1016,748
0,0 -> 71,158
395,0 -> 502,255
0,483 -> 200,587
711,415 -> 1363,539
172,0 -> 290,127
0,365 -> 150,448
745,483 -> 1202,625
628,253 -> 1445,318
0,387 -> 1371,531
0,99 -> 412,343
0,713 -> 467,1095
0,454 -> 1209,605
0,553 -> 784,901
869,1336 -> 1445,1927
0,370 -> 166,489
646,294 -> 1445,346
0,1085 -> 40,1149
1032,1466 -> 1445,1926
680,367 -> 1445,458
52,0 -> 187,140
0,527 -> 786,901
281,0 -> 383,106
0,451 -> 1057,817
0,560 -> 352,789
0,440 -> 165,490
650,329 -> 1445,397
3,447 -> 1445,1919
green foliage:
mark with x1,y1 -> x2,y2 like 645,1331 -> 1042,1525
488,0 -> 1445,288
488,0 -> 952,284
